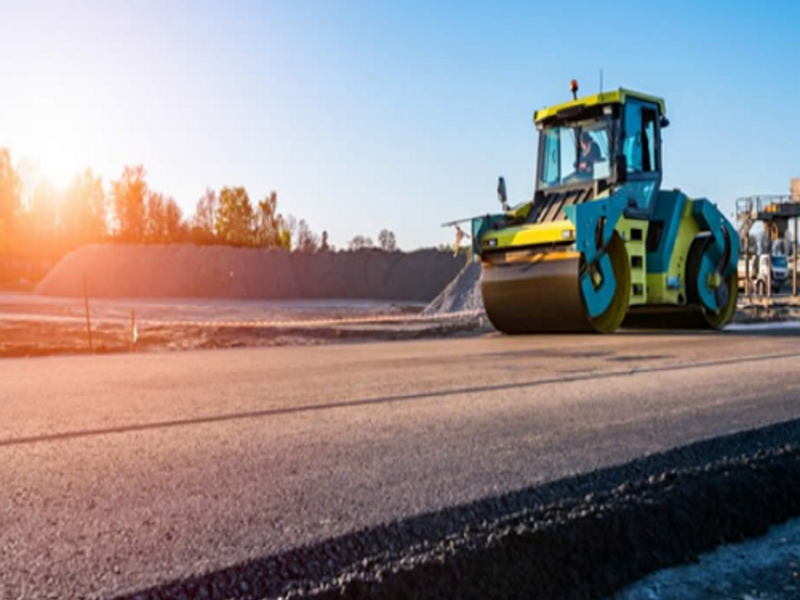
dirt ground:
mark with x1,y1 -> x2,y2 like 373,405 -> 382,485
0,293 -> 486,358
2,291 -> 800,359
737,295 -> 800,322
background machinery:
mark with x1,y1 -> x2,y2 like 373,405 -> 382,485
737,245 -> 788,296
737,194 -> 800,299
469,83 -> 739,333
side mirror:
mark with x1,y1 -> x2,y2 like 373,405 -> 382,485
497,176 -> 508,210
614,155 -> 628,183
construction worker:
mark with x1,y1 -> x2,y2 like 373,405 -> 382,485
577,131 -> 602,177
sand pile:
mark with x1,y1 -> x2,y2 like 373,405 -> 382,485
35,244 -> 463,302
423,259 -> 483,316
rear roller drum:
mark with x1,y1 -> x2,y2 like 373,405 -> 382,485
686,236 -> 738,330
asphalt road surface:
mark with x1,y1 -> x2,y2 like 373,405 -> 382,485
2,329 -> 800,599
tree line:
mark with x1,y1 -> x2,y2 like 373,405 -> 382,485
0,148 -> 398,257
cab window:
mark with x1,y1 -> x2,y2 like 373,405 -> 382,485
623,102 -> 659,174
538,123 -> 610,189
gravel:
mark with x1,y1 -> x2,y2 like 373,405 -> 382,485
422,260 -> 483,316
611,517 -> 800,600
35,244 -> 462,302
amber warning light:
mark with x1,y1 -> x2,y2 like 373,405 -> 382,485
570,79 -> 579,100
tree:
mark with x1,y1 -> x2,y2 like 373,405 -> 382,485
252,191 -> 295,250
275,215 -> 292,250
348,235 -> 374,251
283,214 -> 297,248
0,148 -> 21,236
191,188 -> 217,243
29,180 -> 60,239
145,192 -> 167,242
216,186 -> 254,245
254,191 -> 279,248
11,180 -> 61,255
378,229 -> 397,252
112,165 -> 147,241
296,219 -> 319,252
164,198 -> 185,242
62,169 -> 107,245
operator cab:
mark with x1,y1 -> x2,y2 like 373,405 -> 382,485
531,87 -> 667,223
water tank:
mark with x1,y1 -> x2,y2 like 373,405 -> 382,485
792,178 -> 800,201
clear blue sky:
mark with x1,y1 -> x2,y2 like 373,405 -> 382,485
0,0 -> 798,248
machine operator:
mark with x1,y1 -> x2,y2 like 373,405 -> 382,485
577,131 -> 602,177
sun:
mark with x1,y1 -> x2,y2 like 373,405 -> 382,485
10,103 -> 101,191
33,142 -> 81,189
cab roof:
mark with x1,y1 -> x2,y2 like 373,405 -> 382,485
533,88 -> 667,124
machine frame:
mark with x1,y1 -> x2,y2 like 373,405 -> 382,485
471,86 -> 739,333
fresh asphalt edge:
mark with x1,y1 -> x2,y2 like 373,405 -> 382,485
115,418 -> 800,600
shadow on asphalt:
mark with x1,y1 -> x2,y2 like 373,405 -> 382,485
112,418 -> 800,600
618,328 -> 800,337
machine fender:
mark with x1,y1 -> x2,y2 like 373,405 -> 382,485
565,189 -> 629,317
691,199 -> 739,312
691,199 -> 739,278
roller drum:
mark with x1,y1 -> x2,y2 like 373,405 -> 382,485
481,235 -> 630,334
481,254 -> 592,333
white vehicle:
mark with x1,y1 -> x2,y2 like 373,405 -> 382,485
738,253 -> 788,294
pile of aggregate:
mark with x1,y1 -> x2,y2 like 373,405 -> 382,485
116,419 -> 800,600
422,259 -> 483,317
35,244 -> 462,303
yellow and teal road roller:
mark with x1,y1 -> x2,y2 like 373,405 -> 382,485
470,82 -> 738,333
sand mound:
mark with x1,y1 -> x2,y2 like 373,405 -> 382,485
423,259 -> 483,316
35,244 -> 463,302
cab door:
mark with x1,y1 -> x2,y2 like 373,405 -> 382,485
622,100 -> 662,214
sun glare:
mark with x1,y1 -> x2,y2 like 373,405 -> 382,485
34,142 -> 80,189
12,103 -> 103,191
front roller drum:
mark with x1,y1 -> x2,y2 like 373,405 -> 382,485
481,235 -> 630,334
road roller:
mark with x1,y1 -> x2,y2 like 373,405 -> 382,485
470,83 -> 738,333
